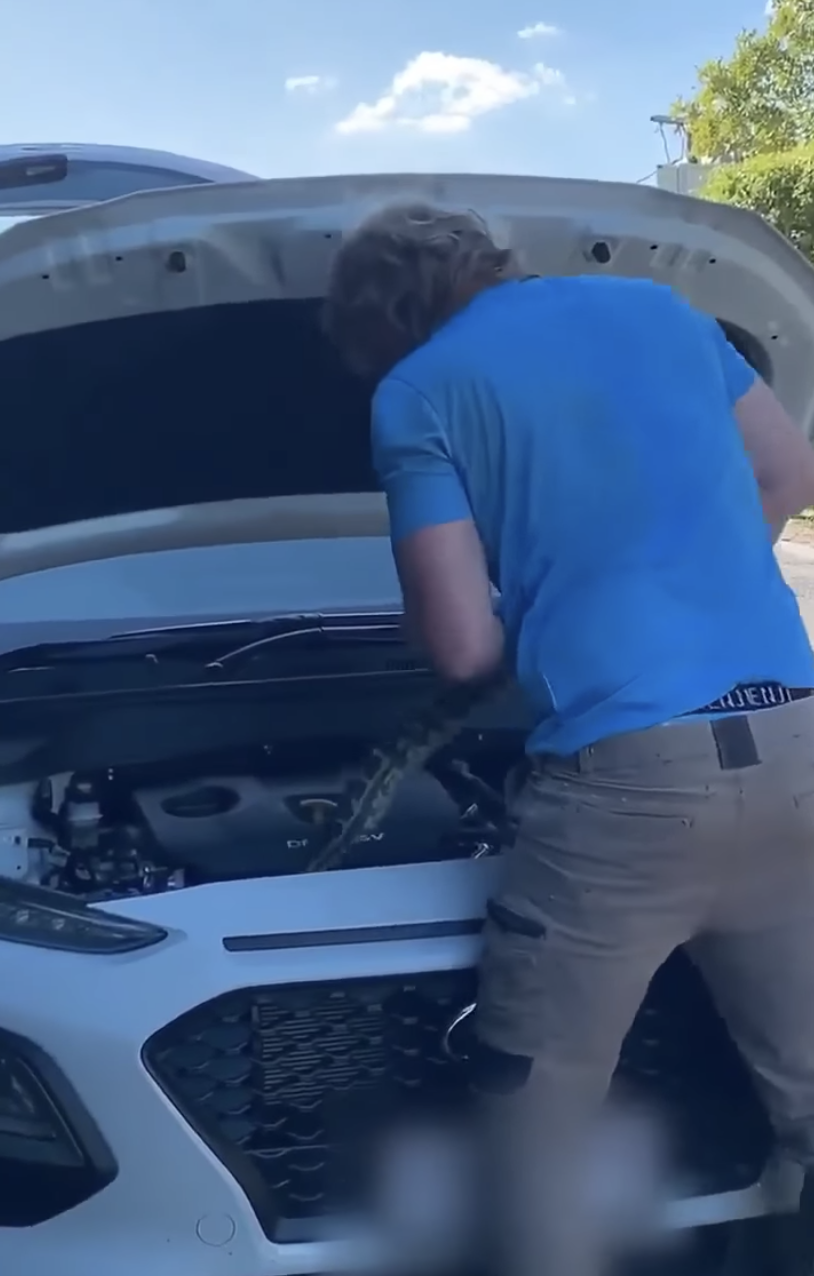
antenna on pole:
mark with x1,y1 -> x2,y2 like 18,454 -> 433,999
649,113 -> 689,163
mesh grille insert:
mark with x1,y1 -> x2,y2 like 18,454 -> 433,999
143,956 -> 772,1240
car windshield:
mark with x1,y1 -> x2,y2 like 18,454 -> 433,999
0,537 -> 404,659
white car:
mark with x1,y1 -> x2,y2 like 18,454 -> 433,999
0,165 -> 811,1276
0,141 -> 258,236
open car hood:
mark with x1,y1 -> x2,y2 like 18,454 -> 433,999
0,171 -> 813,583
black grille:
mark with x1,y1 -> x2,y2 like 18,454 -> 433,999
143,954 -> 773,1241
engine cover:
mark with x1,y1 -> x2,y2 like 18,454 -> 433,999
132,769 -> 462,879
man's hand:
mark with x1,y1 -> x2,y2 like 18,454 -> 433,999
393,518 -> 504,683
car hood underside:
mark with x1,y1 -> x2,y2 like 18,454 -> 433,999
0,171 -> 812,581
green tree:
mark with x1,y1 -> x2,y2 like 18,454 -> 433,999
672,0 -> 814,162
702,144 -> 814,260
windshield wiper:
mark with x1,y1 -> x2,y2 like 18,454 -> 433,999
0,614 -> 406,673
207,620 -> 405,670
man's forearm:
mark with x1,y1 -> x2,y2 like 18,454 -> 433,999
393,519 -> 505,684
735,379 -> 814,544
431,611 -> 505,683
406,601 -> 504,683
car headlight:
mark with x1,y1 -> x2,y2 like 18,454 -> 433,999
0,878 -> 167,953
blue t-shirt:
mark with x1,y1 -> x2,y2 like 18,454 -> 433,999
371,276 -> 814,755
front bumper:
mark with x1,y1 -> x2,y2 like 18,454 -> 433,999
0,859 -> 802,1276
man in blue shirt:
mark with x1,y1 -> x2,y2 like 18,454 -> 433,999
325,202 -> 814,1275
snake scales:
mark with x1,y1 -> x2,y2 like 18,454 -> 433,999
305,670 -> 511,873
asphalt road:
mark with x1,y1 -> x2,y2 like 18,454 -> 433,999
778,536 -> 814,636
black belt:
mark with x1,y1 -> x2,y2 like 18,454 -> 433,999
686,683 -> 814,769
540,684 -> 814,776
688,682 -> 814,716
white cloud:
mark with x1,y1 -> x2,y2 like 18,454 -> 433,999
533,62 -> 566,88
518,20 -> 561,39
335,51 -> 571,136
284,74 -> 337,94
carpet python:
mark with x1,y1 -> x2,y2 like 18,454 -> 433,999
305,670 -> 511,873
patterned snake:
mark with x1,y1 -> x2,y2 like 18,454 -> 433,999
305,670 -> 511,873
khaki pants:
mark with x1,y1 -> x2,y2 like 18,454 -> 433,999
474,696 -> 814,1276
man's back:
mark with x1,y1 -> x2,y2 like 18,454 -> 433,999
373,275 -> 814,752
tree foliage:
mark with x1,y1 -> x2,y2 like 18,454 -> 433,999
672,0 -> 814,163
702,144 -> 814,260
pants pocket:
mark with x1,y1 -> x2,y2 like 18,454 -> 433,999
476,903 -> 549,1058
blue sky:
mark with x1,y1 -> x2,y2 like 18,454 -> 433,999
0,0 -> 770,185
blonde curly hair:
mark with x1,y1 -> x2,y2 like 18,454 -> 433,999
323,202 -> 522,380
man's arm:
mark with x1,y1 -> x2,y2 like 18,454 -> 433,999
707,320 -> 814,541
372,377 -> 504,683
733,378 -> 814,543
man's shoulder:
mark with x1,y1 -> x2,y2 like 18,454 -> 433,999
384,334 -> 455,392
370,369 -> 447,453
563,274 -> 676,311
377,275 -> 687,400
561,276 -> 706,360
376,347 -> 460,426
372,366 -> 434,420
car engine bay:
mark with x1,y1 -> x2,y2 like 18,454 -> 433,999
0,731 -> 515,900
